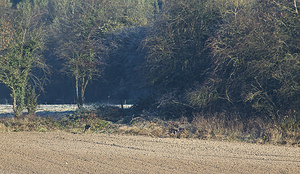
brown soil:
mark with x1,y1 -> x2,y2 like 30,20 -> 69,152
0,132 -> 299,174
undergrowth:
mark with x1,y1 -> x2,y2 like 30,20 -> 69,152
0,107 -> 299,147
0,111 -> 109,134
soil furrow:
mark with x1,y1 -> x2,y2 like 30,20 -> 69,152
0,132 -> 299,174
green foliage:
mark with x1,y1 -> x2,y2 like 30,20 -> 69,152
186,85 -> 218,109
57,111 -> 110,133
0,0 -> 48,118
0,111 -> 109,133
25,85 -> 38,116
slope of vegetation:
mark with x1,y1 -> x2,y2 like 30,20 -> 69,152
0,0 -> 299,145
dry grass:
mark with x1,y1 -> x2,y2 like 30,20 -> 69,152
107,112 -> 299,146
0,107 -> 298,147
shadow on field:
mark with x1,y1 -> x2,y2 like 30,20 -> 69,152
36,111 -> 76,118
0,111 -> 76,119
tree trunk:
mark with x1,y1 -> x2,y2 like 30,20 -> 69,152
11,88 -> 24,119
79,78 -> 89,109
76,76 -> 89,109
80,78 -> 85,107
75,76 -> 82,109
12,93 -> 20,118
120,98 -> 124,110
294,0 -> 298,14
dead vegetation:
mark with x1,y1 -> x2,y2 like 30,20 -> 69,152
1,105 -> 298,147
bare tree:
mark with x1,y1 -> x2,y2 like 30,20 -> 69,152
52,0 -> 104,109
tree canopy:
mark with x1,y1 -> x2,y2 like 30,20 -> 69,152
0,0 -> 299,120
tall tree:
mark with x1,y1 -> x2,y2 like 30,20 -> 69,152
52,0 -> 158,108
51,0 -> 104,108
0,0 -> 49,118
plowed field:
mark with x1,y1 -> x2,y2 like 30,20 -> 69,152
0,132 -> 299,174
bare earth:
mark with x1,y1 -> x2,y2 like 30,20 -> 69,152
0,132 -> 299,174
